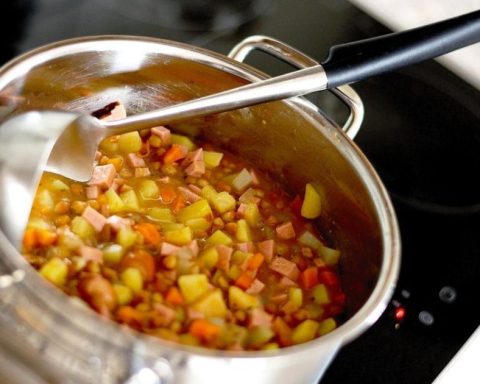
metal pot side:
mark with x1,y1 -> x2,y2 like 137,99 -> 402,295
0,36 -> 400,384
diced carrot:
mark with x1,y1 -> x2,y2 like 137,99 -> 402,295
172,194 -> 186,213
245,253 -> 264,271
36,229 -> 58,247
159,184 -> 177,204
135,222 -> 161,246
116,306 -> 144,327
318,269 -> 340,288
300,266 -> 319,289
235,271 -> 254,290
165,286 -> 184,306
163,144 -> 188,164
189,319 -> 220,341
23,228 -> 38,250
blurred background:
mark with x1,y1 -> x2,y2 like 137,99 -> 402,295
1,1 -> 479,383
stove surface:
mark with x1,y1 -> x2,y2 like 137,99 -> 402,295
1,1 -> 479,383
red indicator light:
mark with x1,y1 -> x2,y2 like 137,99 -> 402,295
395,307 -> 406,321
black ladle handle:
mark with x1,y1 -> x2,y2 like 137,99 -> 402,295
322,10 -> 480,88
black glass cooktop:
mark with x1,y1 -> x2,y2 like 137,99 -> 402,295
2,1 -> 479,383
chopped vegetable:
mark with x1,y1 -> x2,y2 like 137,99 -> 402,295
300,183 -> 322,219
24,111 -> 346,351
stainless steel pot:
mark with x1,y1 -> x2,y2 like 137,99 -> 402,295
0,35 -> 400,384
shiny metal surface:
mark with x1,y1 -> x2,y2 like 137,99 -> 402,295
0,35 -> 400,384
228,35 -> 364,139
46,62 -> 327,181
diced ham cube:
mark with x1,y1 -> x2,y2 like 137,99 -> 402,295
157,176 -> 170,184
236,242 -> 254,253
236,203 -> 248,218
85,185 -> 100,200
88,163 -> 116,189
82,206 -> 107,232
134,167 -> 151,177
249,169 -> 260,186
269,257 -> 300,281
178,186 -> 201,203
270,293 -> 288,304
239,188 -> 260,204
279,276 -> 297,287
153,303 -> 176,326
181,148 -> 204,167
187,240 -> 199,258
106,215 -> 133,232
127,153 -> 146,168
78,245 -> 103,263
185,160 -> 205,177
216,245 -> 233,271
276,221 -> 296,240
313,258 -> 327,268
247,308 -> 272,328
94,150 -> 102,162
187,184 -> 202,194
246,279 -> 265,295
257,239 -> 275,262
151,126 -> 171,146
160,242 -> 180,256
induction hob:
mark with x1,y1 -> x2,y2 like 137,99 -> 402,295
1,1 -> 479,383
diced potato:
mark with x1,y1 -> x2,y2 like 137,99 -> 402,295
235,219 -> 252,242
261,343 -> 280,350
102,243 -> 125,264
192,289 -> 227,317
58,229 -> 83,250
289,287 -> 303,308
298,231 -> 323,250
70,216 -> 95,240
312,284 -> 330,304
203,151 -> 224,169
317,317 -> 336,336
113,283 -> 133,305
207,230 -> 232,246
171,134 -> 196,150
39,257 -> 68,286
49,178 -> 70,192
201,185 -> 218,203
118,131 -> 142,153
232,250 -> 248,264
105,188 -> 125,213
227,264 -> 242,280
199,247 -> 219,270
35,189 -> 55,212
121,267 -> 143,293
178,274 -> 209,303
116,227 -> 138,249
244,203 -> 262,228
26,217 -> 51,231
319,245 -> 340,266
211,192 -> 236,214
247,326 -> 274,348
120,190 -> 141,212
146,207 -> 175,223
177,199 -> 212,222
304,303 -> 325,319
99,136 -> 119,153
301,183 -> 322,219
139,180 -> 159,199
229,286 -> 259,310
164,225 -> 192,245
184,218 -> 212,233
291,319 -> 319,344
231,169 -> 253,192
220,324 -> 248,347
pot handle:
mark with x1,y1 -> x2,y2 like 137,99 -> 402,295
228,35 -> 364,139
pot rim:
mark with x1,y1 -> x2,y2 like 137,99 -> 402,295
0,35 -> 400,359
